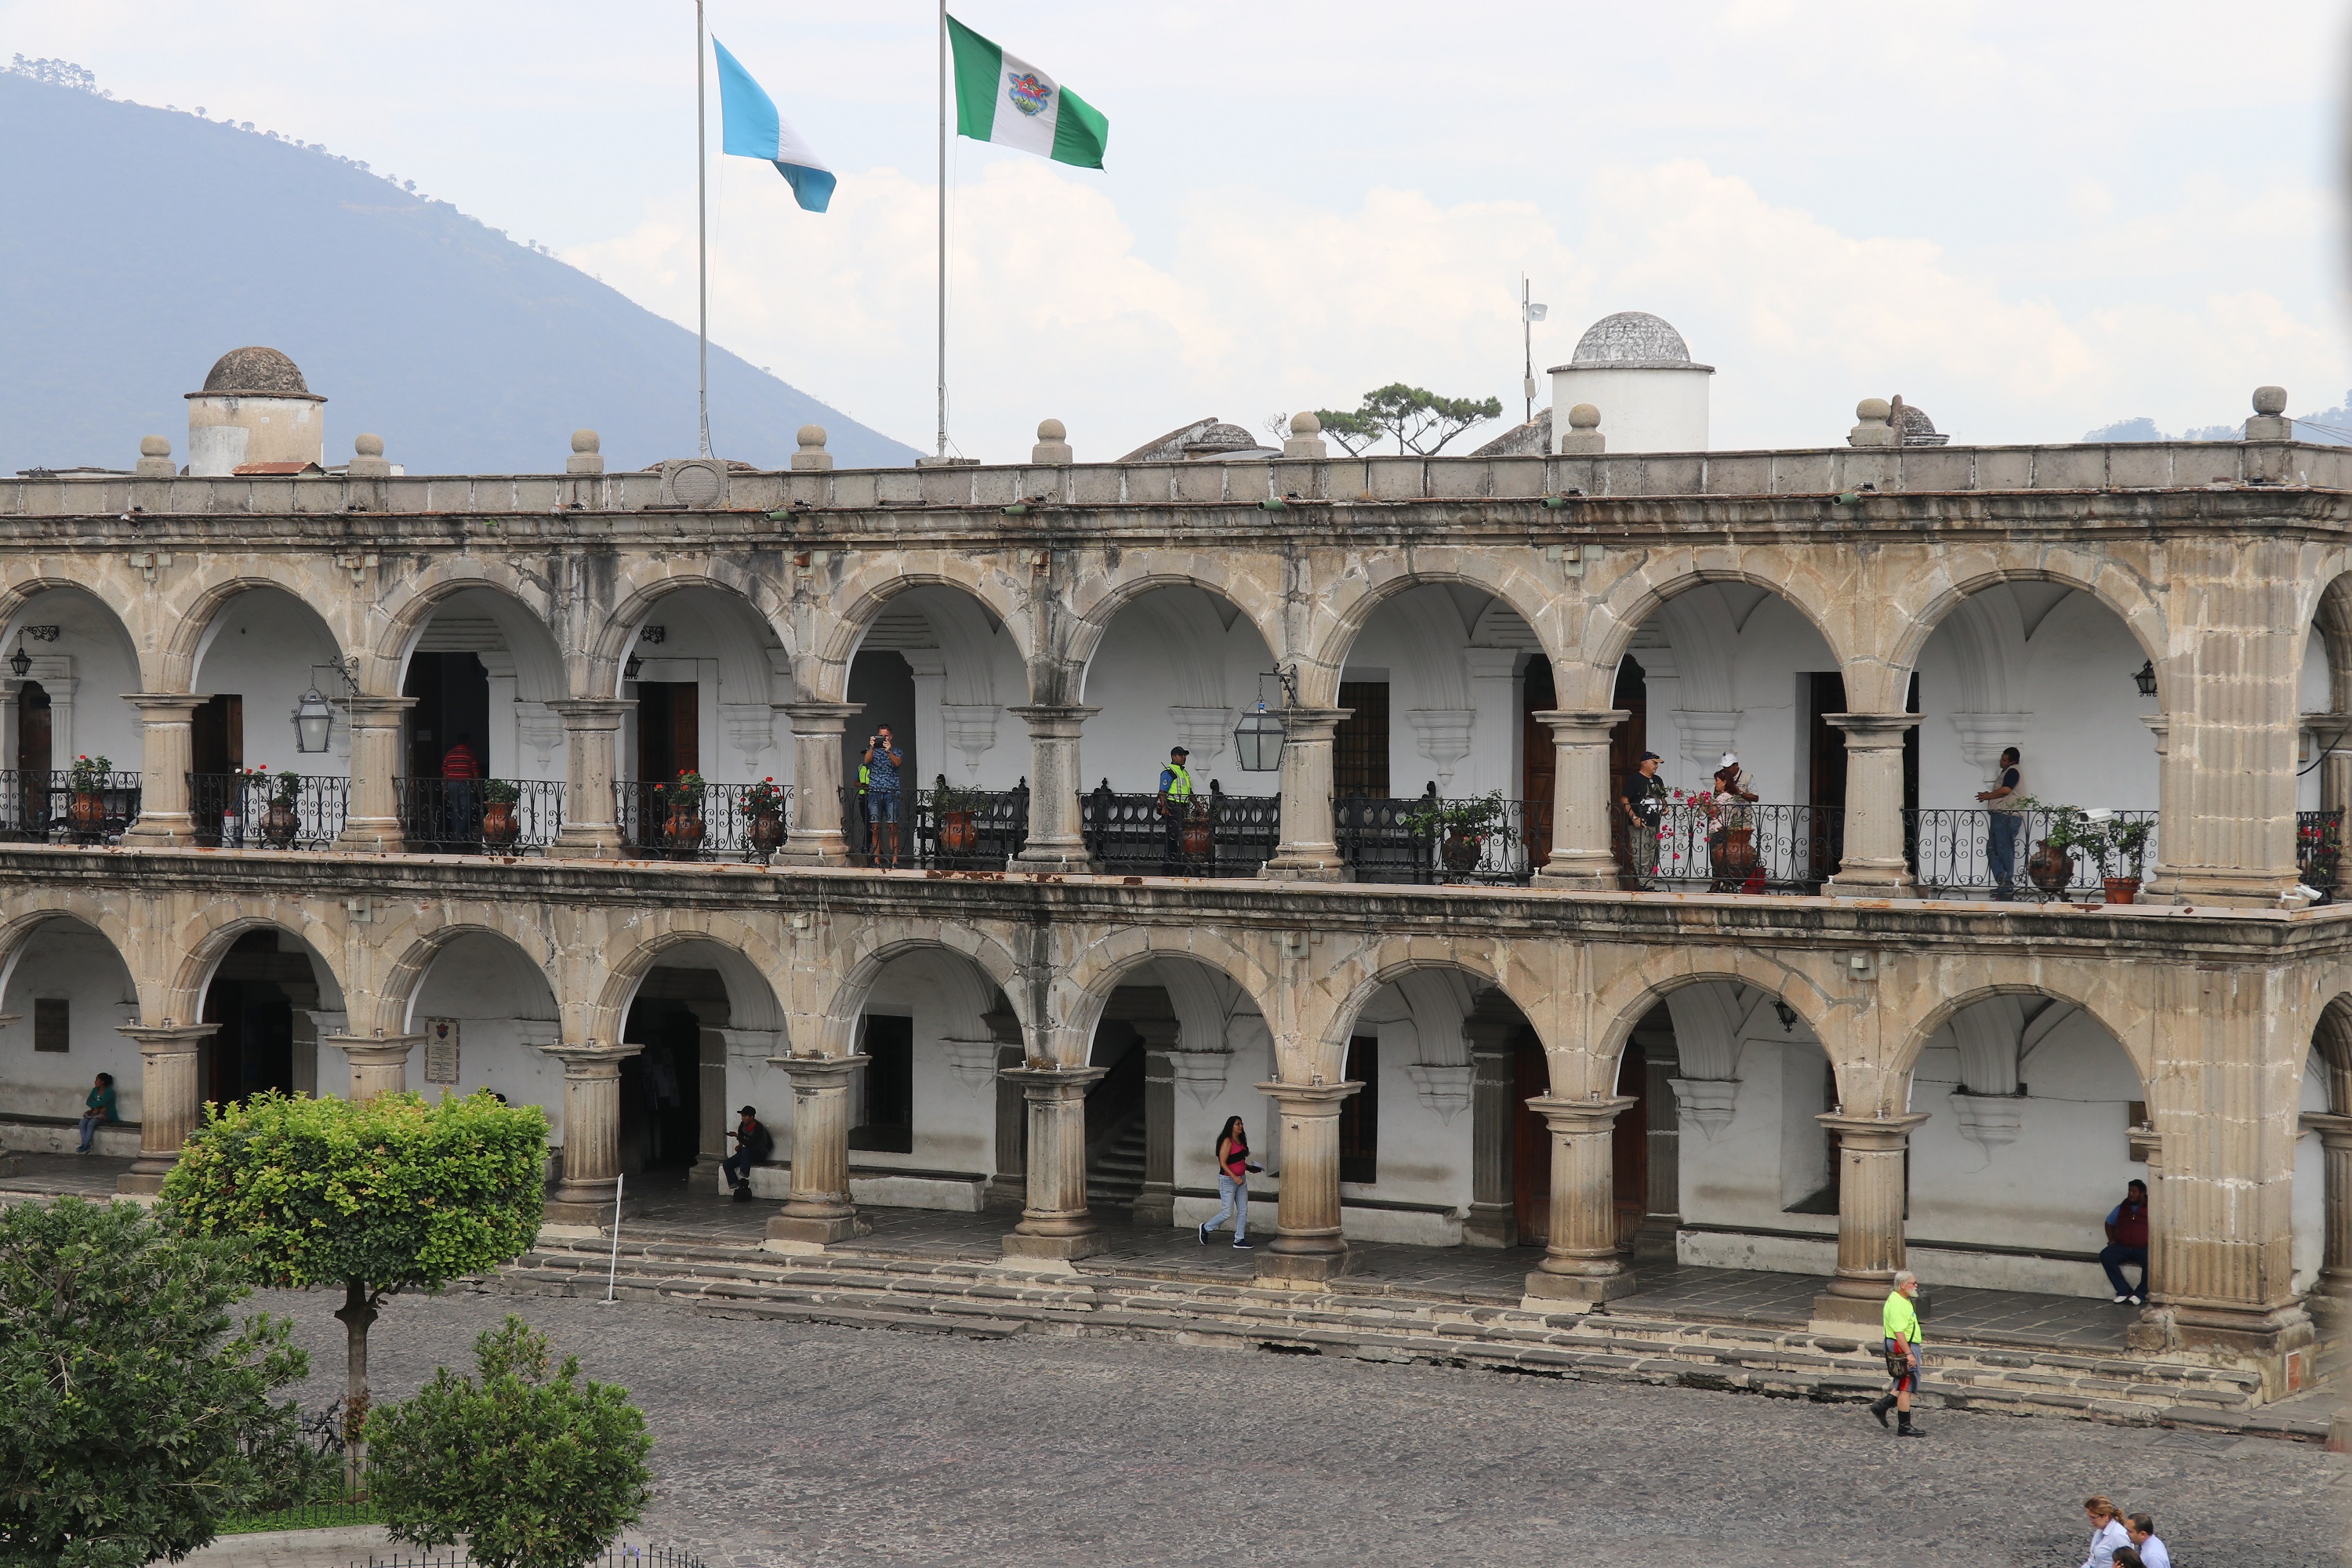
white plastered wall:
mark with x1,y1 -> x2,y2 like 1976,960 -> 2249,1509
851,586 -> 1027,792
405,933 -> 564,1134
0,920 -> 141,1149
1078,586 -> 1274,796
619,586 -> 788,787
193,590 -> 349,771
0,589 -> 143,774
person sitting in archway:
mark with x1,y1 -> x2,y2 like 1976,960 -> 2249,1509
723,1105 -> 774,1202
2100,1178 -> 2150,1305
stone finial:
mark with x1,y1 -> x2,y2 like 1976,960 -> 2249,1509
791,424 -> 833,472
347,433 -> 392,478
1282,410 -> 1328,460
568,428 -> 604,475
134,434 -> 175,479
1558,403 -> 1605,455
1031,418 -> 1074,466
1848,397 -> 1896,448
2247,386 -> 2293,441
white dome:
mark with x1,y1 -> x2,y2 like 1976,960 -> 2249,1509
1563,311 -> 1712,372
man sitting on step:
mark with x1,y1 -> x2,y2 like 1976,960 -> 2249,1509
724,1105 -> 775,1202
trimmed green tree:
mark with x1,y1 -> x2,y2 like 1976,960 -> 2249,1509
0,1196 -> 311,1568
1312,383 -> 1504,456
159,1089 -> 548,1487
368,1315 -> 652,1568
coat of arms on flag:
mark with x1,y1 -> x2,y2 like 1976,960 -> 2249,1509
1005,71 -> 1052,118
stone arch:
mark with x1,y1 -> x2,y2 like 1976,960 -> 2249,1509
1585,947 -> 1842,1102
593,916 -> 791,1048
1298,554 -> 1570,709
0,898 -> 143,1017
369,559 -> 570,695
1883,557 -> 2166,691
165,902 -> 347,1025
1583,556 -> 1859,710
1054,927 -> 1279,1069
160,564 -> 354,691
1891,974 -> 2150,1096
819,925 -> 1032,1058
808,554 -> 1033,703
1064,562 -> 1284,683
1308,946 -> 1549,1085
376,910 -> 564,1035
0,572 -> 151,694
590,560 -> 798,695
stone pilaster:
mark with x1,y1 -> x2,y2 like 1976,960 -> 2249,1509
1000,1065 -> 1109,1260
323,1033 -> 423,1101
1463,1018 -> 1519,1248
986,1041 -> 1028,1210
546,699 -> 632,858
115,1022 -> 216,1195
777,701 -> 860,866
1638,1054 -> 1683,1262
332,695 -> 418,851
1133,1019 -> 1180,1228
1824,713 -> 1918,894
1259,709 -> 1348,881
1009,704 -> 1097,871
2313,713 -> 2352,828
1530,710 -> 1628,888
1810,1111 -> 1928,1327
2303,1112 -> 2352,1305
764,1053 -> 867,1250
542,1044 -> 638,1227
1522,1096 -> 1637,1306
120,695 -> 205,845
2141,715 -> 2176,898
1254,1079 -> 1361,1283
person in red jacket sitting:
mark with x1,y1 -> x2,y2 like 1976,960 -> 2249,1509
2100,1178 -> 2150,1305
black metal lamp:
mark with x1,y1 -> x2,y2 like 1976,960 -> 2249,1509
291,687 -> 335,753
6,636 -> 27,679
1234,704 -> 1284,772
2132,659 -> 2158,699
624,652 -> 644,681
1772,999 -> 1798,1034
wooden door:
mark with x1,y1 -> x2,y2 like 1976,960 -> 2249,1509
1606,657 -> 1647,876
1512,1033 -> 1552,1242
1334,681 -> 1389,797
16,681 -> 49,831
1806,672 -> 1846,879
1611,1042 -> 1648,1251
1520,656 -> 1555,863
637,683 -> 699,782
191,695 -> 242,775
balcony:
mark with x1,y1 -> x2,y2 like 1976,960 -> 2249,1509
1080,782 -> 1279,877
0,771 -> 141,844
616,782 -> 790,861
187,773 -> 347,849
396,779 -> 566,855
1338,789 -> 1544,885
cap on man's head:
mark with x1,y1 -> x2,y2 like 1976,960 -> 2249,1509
1719,752 -> 1738,768
738,1105 -> 758,1116
1171,746 -> 1189,757
1639,751 -> 1661,762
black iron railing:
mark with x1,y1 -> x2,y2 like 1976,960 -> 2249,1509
1617,802 -> 1843,893
615,782 -> 789,861
0,769 -> 142,842
1080,781 -> 1279,877
1907,807 -> 2158,899
2299,808 -> 2342,901
1338,788 -> 1539,884
397,778 -> 565,854
188,773 -> 347,848
910,776 -> 1029,869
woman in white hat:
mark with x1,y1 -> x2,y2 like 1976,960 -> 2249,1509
1708,751 -> 1760,891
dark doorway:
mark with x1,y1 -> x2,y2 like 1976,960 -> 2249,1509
843,652 -> 916,790
1901,670 -> 1922,812
198,929 -> 307,1106
1334,682 -> 1391,797
191,694 -> 241,775
1512,1029 -> 1552,1243
16,680 -> 49,831
1520,656 -> 1555,864
405,652 -> 492,779
852,1013 -> 915,1153
1606,656 -> 1647,798
634,682 -> 699,784
1611,1041 -> 1649,1252
1338,1035 -> 1379,1185
619,996 -> 703,1171
1806,671 -> 1847,815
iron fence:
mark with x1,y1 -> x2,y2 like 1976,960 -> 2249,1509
908,777 -> 1029,869
2300,808 -> 2343,901
1081,781 -> 1279,877
0,769 -> 142,842
615,782 -> 788,861
396,778 -> 564,853
1338,789 -> 1539,884
1907,807 -> 2158,899
188,773 -> 347,849
1617,802 -> 1843,893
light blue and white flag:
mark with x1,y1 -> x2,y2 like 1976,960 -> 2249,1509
713,36 -> 836,212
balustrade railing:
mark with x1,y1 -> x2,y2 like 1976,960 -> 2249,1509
2299,808 -> 2343,902
908,777 -> 1029,869
396,778 -> 565,854
1080,781 -> 1279,877
615,782 -> 789,861
1337,789 -> 1539,884
188,773 -> 348,849
1616,803 -> 1843,893
1907,807 -> 2158,900
0,770 -> 143,843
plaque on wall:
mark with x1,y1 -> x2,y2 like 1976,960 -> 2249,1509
424,1018 -> 460,1085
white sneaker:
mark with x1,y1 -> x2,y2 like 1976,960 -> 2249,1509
2114,1294 -> 2130,1304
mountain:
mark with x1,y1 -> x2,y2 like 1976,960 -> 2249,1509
2082,400 -> 2351,447
0,62 -> 919,475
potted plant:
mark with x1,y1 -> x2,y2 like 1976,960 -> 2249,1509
662,770 -> 706,854
934,776 -> 983,857
481,778 -> 521,849
1404,791 -> 1514,873
746,777 -> 787,855
2024,800 -> 2088,895
2299,815 -> 2341,898
2092,814 -> 2153,905
260,769 -> 302,848
65,753 -> 110,837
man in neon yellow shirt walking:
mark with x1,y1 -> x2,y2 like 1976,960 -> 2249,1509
1867,1269 -> 1926,1437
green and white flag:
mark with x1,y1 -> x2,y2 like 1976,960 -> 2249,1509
947,14 -> 1109,169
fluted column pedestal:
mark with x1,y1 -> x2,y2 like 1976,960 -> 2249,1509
1010,705 -> 1096,870
324,1033 -> 424,1101
1523,1096 -> 1637,1307
1132,1020 -> 1180,1228
116,1023 -> 218,1195
541,1044 -> 639,1228
777,702 -> 859,866
333,695 -> 419,851
121,695 -> 205,844
1824,713 -> 1918,895
764,1054 -> 868,1250
1810,1112 -> 1928,1328
1001,1065 -> 1109,1261
1531,710 -> 1628,888
1255,1079 -> 1361,1283
1463,1020 -> 1519,1248
546,700 -> 632,858
1259,710 -> 1348,880
2304,1113 -> 2352,1310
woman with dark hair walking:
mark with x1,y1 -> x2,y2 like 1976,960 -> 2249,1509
1200,1114 -> 1262,1249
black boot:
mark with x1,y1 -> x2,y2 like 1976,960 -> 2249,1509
731,1182 -> 753,1203
1868,1395 -> 1894,1428
1896,1411 -> 1924,1437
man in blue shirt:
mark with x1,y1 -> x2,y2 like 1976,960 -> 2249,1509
1157,746 -> 1196,871
862,725 -> 904,869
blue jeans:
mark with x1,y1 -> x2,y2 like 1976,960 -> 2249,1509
1204,1174 -> 1248,1240
76,1112 -> 104,1152
1987,811 -> 2020,891
722,1149 -> 761,1189
2100,1243 -> 2147,1297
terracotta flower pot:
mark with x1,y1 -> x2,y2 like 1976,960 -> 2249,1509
664,811 -> 706,854
750,811 -> 786,855
2027,840 -> 2073,893
1181,813 -> 1214,858
941,808 -> 979,855
67,789 -> 106,837
1712,825 -> 1759,884
1443,831 -> 1483,871
481,800 -> 520,848
261,802 -> 299,848
2103,877 -> 2140,906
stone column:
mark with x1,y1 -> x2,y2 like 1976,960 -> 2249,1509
542,1044 -> 639,1228
764,1053 -> 866,1250
1531,710 -> 1628,888
2315,713 -> 2352,826
1001,1065 -> 1109,1261
1639,1054 -> 1683,1262
1254,1079 -> 1361,1283
1133,1019 -> 1180,1229
1522,1096 -> 1637,1306
2141,716 -> 2176,898
1463,1019 -> 1519,1248
546,699 -> 632,858
987,1041 -> 1028,1210
1259,708 -> 1348,881
1809,1111 -> 1929,1327
1009,704 -> 1097,870
1824,714 -> 1918,894
777,701 -> 859,866
333,695 -> 419,851
116,1022 -> 216,1195
323,1033 -> 423,1100
121,695 -> 205,845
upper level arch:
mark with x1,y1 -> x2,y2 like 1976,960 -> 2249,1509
1064,558 -> 1283,682
808,554 -> 1032,704
1582,555 -> 1858,712
1882,555 -> 2165,692
1298,554 -> 1566,710
370,560 -> 568,692
161,563 -> 354,692
589,558 -> 797,697
1074,582 -> 1276,792
1053,927 -> 1279,1069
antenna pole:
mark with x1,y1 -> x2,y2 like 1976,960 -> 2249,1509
696,0 -> 712,458
1521,274 -> 1534,426
935,0 -> 949,458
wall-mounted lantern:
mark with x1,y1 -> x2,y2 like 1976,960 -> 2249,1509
1233,666 -> 1301,772
2132,659 -> 2158,699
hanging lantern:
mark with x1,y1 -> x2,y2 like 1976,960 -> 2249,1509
624,652 -> 644,681
5,637 -> 27,679
2132,659 -> 2158,699
291,687 -> 335,753
1234,702 -> 1285,772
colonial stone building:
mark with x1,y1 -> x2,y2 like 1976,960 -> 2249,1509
4,345 -> 2349,1398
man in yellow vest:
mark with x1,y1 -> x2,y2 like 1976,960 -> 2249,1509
1867,1269 -> 1926,1437
1158,746 -> 1195,872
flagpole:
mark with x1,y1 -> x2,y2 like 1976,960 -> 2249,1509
696,0 -> 713,458
935,0 -> 948,459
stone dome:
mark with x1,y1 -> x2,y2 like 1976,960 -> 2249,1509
1565,311 -> 1713,372
198,346 -> 320,399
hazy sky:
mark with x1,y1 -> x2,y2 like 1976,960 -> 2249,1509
8,2 -> 2348,461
